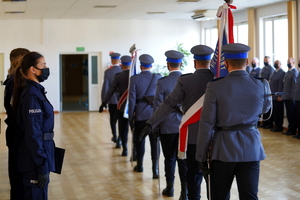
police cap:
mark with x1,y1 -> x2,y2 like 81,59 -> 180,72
121,55 -> 132,66
110,52 -> 121,59
139,54 -> 154,68
165,50 -> 184,63
222,43 -> 251,59
191,45 -> 214,61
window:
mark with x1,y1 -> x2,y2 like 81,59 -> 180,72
233,23 -> 248,45
205,27 -> 218,49
264,16 -> 288,71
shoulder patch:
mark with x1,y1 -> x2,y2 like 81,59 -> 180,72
253,77 -> 266,82
211,77 -> 225,82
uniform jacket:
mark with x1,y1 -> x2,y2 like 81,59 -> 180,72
260,65 -> 275,81
128,70 -> 161,121
269,68 -> 285,100
103,69 -> 129,112
282,68 -> 298,100
196,70 -> 272,162
101,65 -> 122,104
292,72 -> 300,101
249,67 -> 261,77
153,71 -> 182,134
147,68 -> 214,144
16,80 -> 56,174
3,75 -> 16,147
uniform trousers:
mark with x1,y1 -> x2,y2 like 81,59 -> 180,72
22,170 -> 49,200
210,160 -> 260,200
108,104 -> 117,137
118,112 -> 129,150
186,144 -> 202,200
160,133 -> 187,184
295,101 -> 300,132
284,100 -> 297,133
134,120 -> 159,160
272,100 -> 284,130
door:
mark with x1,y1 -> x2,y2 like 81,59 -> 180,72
88,53 -> 102,111
0,53 -> 5,113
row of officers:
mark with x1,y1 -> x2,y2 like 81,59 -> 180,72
100,43 -> 276,200
246,56 -> 300,137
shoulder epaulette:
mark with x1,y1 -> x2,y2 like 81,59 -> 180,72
211,77 -> 225,82
253,77 -> 266,81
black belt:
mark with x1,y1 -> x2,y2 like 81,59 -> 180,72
216,124 -> 257,131
43,132 -> 54,140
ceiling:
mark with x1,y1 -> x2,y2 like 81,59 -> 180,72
0,0 -> 288,20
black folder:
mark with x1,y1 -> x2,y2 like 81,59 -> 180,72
53,147 -> 65,174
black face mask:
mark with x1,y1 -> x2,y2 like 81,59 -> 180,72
287,63 -> 292,69
34,67 -> 50,82
274,64 -> 279,69
264,62 -> 268,66
251,63 -> 256,68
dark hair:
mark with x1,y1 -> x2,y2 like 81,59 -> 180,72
13,52 -> 43,113
9,48 -> 30,63
168,62 -> 181,68
226,58 -> 247,68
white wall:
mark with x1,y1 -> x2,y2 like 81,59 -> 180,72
0,19 -> 201,112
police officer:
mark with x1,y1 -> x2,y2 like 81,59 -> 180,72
149,50 -> 188,199
3,48 -> 30,200
249,57 -> 261,77
128,54 -> 161,178
282,57 -> 298,135
13,52 -> 56,199
269,60 -> 285,132
140,45 -> 214,200
101,55 -> 132,156
293,63 -> 300,139
259,56 -> 275,128
100,52 -> 122,147
196,43 -> 272,200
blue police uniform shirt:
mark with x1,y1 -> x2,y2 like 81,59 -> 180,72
292,72 -> 300,101
249,66 -> 261,77
196,70 -> 272,162
128,70 -> 161,121
260,65 -> 275,81
269,68 -> 285,100
153,70 -> 182,134
282,67 -> 298,100
103,69 -> 129,112
101,65 -> 122,104
16,79 -> 56,174
147,68 -> 214,144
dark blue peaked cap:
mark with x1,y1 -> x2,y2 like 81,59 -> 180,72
222,43 -> 251,59
165,50 -> 184,63
110,52 -> 121,59
139,54 -> 154,68
121,55 -> 132,65
191,45 -> 214,61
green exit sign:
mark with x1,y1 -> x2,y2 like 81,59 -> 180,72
76,47 -> 85,52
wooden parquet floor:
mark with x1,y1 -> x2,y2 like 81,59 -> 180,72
1,112 -> 300,200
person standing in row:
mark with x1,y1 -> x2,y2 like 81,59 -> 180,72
269,60 -> 285,132
128,54 -> 161,178
13,52 -> 56,199
3,47 -> 30,200
292,60 -> 300,139
100,53 -> 122,147
101,55 -> 132,156
259,56 -> 275,128
249,57 -> 261,77
140,45 -> 214,200
196,43 -> 272,200
282,58 -> 298,136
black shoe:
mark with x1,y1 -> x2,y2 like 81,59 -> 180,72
286,132 -> 296,136
134,160 -> 143,172
263,125 -> 273,129
121,150 -> 128,156
162,182 -> 174,197
152,160 -> 159,179
111,136 -> 116,143
272,128 -> 283,132
292,135 -> 299,138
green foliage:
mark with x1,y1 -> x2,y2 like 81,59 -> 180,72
152,42 -> 191,77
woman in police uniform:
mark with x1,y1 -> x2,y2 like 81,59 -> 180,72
13,52 -> 56,200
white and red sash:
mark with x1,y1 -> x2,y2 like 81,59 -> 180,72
117,89 -> 128,110
178,94 -> 205,159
